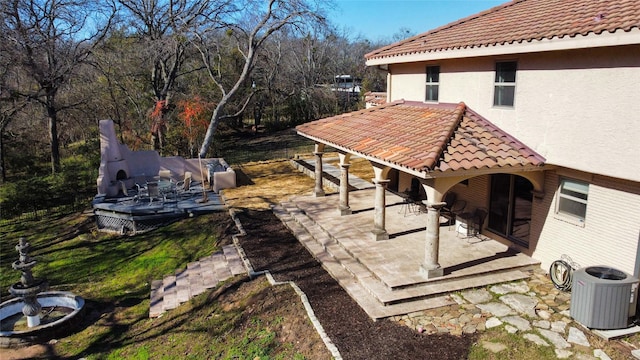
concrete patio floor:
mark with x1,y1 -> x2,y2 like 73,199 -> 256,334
278,187 -> 541,319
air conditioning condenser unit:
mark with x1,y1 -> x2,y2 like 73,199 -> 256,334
570,266 -> 639,330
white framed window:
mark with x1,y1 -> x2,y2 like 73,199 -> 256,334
557,178 -> 589,222
425,65 -> 440,102
493,61 -> 517,107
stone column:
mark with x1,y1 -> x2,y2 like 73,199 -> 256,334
371,179 -> 390,241
338,163 -> 351,215
420,201 -> 446,278
313,151 -> 325,197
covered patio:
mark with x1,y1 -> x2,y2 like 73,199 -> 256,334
278,176 -> 540,319
291,100 -> 547,318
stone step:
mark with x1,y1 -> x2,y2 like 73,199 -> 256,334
186,261 -> 205,296
149,279 -> 164,317
212,252 -> 233,280
149,245 -> 246,317
223,245 -> 246,275
175,270 -> 191,303
290,159 -> 374,191
276,203 -> 536,318
162,275 -> 178,311
275,205 -> 454,319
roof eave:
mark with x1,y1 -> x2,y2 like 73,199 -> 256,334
296,132 -> 431,179
296,131 -> 549,180
425,164 -> 551,179
366,28 -> 640,66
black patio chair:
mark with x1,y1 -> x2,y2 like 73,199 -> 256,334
441,192 -> 466,227
457,207 -> 488,237
398,191 -> 417,216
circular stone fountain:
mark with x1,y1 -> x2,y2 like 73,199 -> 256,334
0,238 -> 85,348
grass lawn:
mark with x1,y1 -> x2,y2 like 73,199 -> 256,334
2,127 -> 640,359
1,213 -> 223,303
1,207 -> 327,359
0,135 -> 337,359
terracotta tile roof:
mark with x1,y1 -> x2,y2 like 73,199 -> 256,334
364,91 -> 387,106
296,101 -> 545,175
366,0 -> 640,61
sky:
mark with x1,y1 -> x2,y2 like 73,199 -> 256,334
329,0 -> 507,42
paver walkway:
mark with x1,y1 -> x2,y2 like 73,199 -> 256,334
393,271 -> 616,359
149,244 -> 247,317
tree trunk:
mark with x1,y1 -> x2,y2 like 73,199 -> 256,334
47,103 -> 61,174
198,98 -> 228,158
0,129 -> 5,183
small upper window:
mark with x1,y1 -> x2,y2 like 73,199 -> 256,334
425,66 -> 440,102
557,178 -> 589,222
493,61 -> 517,107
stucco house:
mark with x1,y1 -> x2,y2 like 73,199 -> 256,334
296,0 -> 640,280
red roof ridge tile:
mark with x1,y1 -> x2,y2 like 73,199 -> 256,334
464,108 -> 545,165
418,102 -> 466,171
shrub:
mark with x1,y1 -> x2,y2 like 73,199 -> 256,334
0,154 -> 97,220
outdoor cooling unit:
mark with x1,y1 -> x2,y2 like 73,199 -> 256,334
570,266 -> 639,330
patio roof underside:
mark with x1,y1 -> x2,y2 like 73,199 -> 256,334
296,101 -> 546,178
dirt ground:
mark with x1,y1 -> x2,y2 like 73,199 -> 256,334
235,209 -> 478,360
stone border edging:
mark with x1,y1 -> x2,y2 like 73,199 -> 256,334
226,206 -> 343,360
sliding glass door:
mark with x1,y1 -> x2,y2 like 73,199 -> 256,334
488,174 -> 533,248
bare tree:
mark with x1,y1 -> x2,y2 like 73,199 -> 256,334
0,99 -> 28,182
285,25 -> 343,120
117,0 -> 227,154
0,50 -> 28,181
0,0 -> 115,173
194,0 -> 327,157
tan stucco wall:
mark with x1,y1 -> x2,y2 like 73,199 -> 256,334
387,45 -> 640,183
389,62 -> 428,102
451,175 -> 490,214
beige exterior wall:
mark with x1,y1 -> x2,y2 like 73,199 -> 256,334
397,172 -> 412,194
446,175 -> 490,214
397,172 -> 491,217
389,62 -> 427,102
531,169 -> 640,276
387,45 -> 640,183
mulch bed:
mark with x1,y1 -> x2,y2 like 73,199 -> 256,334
235,209 -> 478,360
